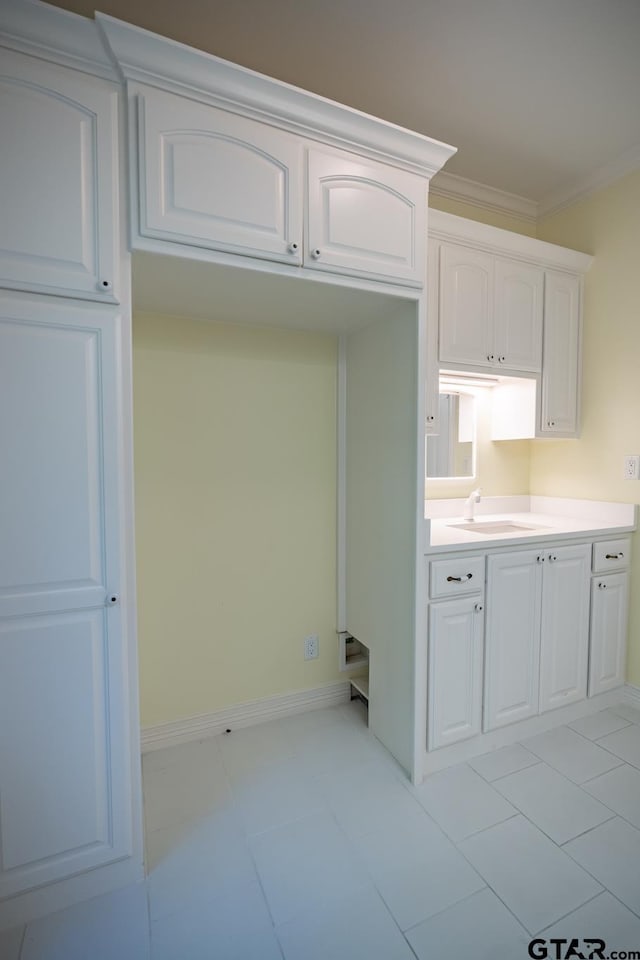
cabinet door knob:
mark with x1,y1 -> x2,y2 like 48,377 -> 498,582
474,602 -> 484,613
98,279 -> 113,292
106,594 -> 118,605
548,554 -> 557,562
605,553 -> 623,559
287,241 -> 299,254
426,415 -> 435,423
537,555 -> 545,563
487,354 -> 495,362
498,355 -> 506,363
547,420 -> 556,427
598,582 -> 607,589
310,248 -> 321,260
446,573 -> 473,582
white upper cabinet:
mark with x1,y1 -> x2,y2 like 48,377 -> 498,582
0,50 -> 119,302
494,258 -> 543,372
539,271 -> 581,435
439,244 -> 493,368
305,146 -> 426,286
137,87 -> 304,265
135,86 -> 429,287
438,242 -> 543,373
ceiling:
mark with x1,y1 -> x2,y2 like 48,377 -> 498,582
48,0 -> 640,213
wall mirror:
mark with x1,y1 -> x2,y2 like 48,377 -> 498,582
426,388 -> 476,479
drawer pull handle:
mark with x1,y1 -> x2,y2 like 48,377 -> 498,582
446,574 -> 473,582
605,553 -> 623,559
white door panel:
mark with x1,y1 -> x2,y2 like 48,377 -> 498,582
306,147 -> 426,285
428,598 -> 483,749
0,50 -> 118,301
589,573 -> 628,696
539,545 -> 590,712
0,295 -> 132,900
138,88 -> 303,263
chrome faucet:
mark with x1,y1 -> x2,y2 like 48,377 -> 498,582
463,488 -> 482,521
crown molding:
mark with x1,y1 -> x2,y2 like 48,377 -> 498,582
96,13 -> 456,179
539,142 -> 640,218
430,170 -> 538,223
429,208 -> 593,273
0,0 -> 118,81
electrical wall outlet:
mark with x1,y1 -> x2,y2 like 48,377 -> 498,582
304,634 -> 319,660
623,455 -> 640,480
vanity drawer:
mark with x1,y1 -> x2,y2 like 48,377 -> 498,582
593,538 -> 630,573
430,556 -> 485,599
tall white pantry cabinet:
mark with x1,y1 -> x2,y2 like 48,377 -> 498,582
0,0 -> 454,925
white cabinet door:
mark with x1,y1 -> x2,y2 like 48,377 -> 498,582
484,550 -> 542,730
539,271 -> 581,436
0,295 -> 136,899
428,597 -> 484,749
539,544 -> 591,712
138,87 -> 304,264
425,237 -> 439,434
438,243 -> 493,368
306,146 -> 426,286
0,50 -> 119,301
494,258 -> 543,372
589,573 -> 628,696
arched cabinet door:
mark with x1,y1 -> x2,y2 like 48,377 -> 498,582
137,87 -> 303,265
0,50 -> 119,302
306,146 -> 426,287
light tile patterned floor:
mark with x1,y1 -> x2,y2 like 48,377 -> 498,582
4,700 -> 640,959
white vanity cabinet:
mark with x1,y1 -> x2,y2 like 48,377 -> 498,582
437,242 -> 543,374
427,556 -> 485,749
0,49 -> 119,302
485,542 -> 590,727
589,539 -> 630,696
484,549 -> 542,730
538,543 -> 591,712
135,86 -> 427,287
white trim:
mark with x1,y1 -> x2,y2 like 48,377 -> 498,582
539,142 -> 640,218
336,337 -> 347,632
96,14 -> 456,179
0,0 -> 118,81
431,171 -> 538,223
623,683 -> 640,709
141,682 -> 351,752
429,209 -> 593,274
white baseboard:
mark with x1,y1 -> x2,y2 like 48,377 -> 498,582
624,682 -> 640,709
141,681 -> 351,752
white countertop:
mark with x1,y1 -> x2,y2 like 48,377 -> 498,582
425,496 -> 637,554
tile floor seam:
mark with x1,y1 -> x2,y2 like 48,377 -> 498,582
579,761 -> 627,785
478,758 -> 543,784
533,890 -> 605,937
17,923 -> 26,960
447,809 -> 521,846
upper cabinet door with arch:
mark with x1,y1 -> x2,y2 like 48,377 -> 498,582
305,146 -> 426,286
0,50 -> 119,302
137,87 -> 304,265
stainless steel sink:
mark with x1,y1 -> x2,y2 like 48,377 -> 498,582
448,521 -> 540,534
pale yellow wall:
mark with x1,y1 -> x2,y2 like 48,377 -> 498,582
426,386 -> 531,499
133,313 -> 341,728
429,194 -> 537,237
532,169 -> 640,686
